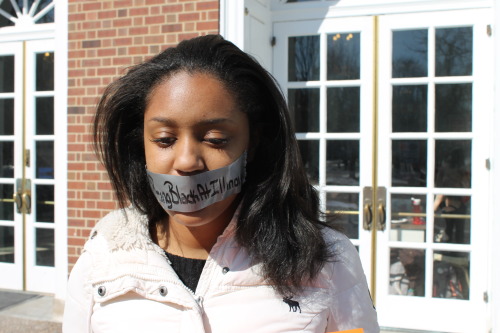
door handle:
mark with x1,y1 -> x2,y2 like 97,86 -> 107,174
363,187 -> 373,230
22,192 -> 31,214
13,192 -> 23,214
14,178 -> 31,214
376,187 -> 387,231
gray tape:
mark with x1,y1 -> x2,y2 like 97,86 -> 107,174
147,152 -> 246,212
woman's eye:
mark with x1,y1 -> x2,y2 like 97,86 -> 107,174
206,138 -> 229,147
151,137 -> 176,148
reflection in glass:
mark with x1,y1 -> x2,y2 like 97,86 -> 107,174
288,36 -> 320,82
327,87 -> 360,133
0,184 -> 14,221
389,248 -> 425,296
326,140 -> 359,186
36,141 -> 54,179
435,140 -> 471,189
0,141 -> 14,178
327,32 -> 360,80
436,27 -> 472,77
392,85 -> 427,132
298,140 -> 319,184
435,84 -> 472,132
36,52 -> 54,91
0,226 -> 14,263
434,195 -> 470,244
36,185 -> 54,223
0,56 -> 14,92
36,97 -> 54,135
35,228 -> 54,266
0,99 -> 14,135
34,1 -> 55,24
326,192 -> 359,239
288,88 -> 320,132
390,194 -> 426,243
0,1 -> 15,28
392,29 -> 428,78
433,251 -> 469,300
392,140 -> 427,187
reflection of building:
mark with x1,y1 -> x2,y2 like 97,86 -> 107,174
0,1 -> 499,332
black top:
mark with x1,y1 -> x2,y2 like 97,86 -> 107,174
165,251 -> 206,292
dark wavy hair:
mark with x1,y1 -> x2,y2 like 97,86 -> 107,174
94,34 -> 335,297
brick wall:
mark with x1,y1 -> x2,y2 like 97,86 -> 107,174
67,0 -> 220,269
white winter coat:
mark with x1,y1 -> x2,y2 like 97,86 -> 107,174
63,208 -> 379,333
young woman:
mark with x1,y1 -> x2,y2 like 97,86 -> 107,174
63,35 -> 379,333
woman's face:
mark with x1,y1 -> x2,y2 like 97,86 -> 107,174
144,71 -> 250,227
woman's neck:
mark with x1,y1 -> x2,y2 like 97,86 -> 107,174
157,200 -> 238,260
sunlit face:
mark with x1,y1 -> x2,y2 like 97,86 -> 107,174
144,71 -> 250,227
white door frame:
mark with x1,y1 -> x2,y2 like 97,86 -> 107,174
0,0 -> 68,299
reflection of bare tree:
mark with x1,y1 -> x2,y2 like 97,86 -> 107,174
288,89 -> 319,133
327,33 -> 360,80
392,29 -> 427,78
393,85 -> 427,132
289,36 -> 320,81
436,27 -> 472,77
435,83 -> 472,132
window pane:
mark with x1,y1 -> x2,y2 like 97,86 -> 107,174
436,27 -> 472,77
0,56 -> 14,92
35,228 -> 54,266
0,99 -> 14,135
327,32 -> 360,80
36,141 -> 54,179
0,1 -> 15,28
0,141 -> 14,178
298,140 -> 319,184
326,140 -> 359,186
435,140 -> 471,189
391,194 -> 426,243
0,226 -> 14,263
390,248 -> 426,296
34,1 -> 55,24
0,184 -> 14,221
36,52 -> 54,91
433,251 -> 469,300
392,140 -> 427,187
435,83 -> 472,132
36,185 -> 54,223
327,87 -> 360,133
434,195 -> 470,244
288,36 -> 320,81
288,88 -> 320,132
36,97 -> 54,135
393,30 -> 428,78
326,192 -> 359,239
392,85 -> 427,132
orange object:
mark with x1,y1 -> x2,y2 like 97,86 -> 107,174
327,329 -> 364,333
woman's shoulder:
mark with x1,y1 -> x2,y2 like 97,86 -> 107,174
320,228 -> 368,292
84,207 -> 157,253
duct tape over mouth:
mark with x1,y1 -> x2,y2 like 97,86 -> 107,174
146,152 -> 246,213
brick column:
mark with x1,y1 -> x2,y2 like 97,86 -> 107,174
67,0 -> 219,269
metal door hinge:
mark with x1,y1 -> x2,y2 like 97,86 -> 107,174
487,25 -> 492,37
271,36 -> 276,47
486,158 -> 491,170
245,7 -> 249,15
484,291 -> 489,303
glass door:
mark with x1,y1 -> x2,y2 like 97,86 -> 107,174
273,8 -> 492,332
0,39 -> 56,293
376,10 -> 491,332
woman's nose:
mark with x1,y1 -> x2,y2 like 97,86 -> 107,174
172,139 -> 205,175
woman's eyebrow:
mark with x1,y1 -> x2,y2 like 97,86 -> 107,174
147,117 -> 236,126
